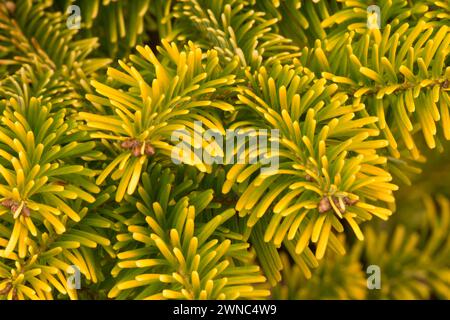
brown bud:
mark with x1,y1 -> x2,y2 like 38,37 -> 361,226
132,145 -> 142,157
318,197 -> 331,213
120,139 -> 136,149
22,206 -> 31,217
10,204 -> 18,213
144,144 -> 155,156
305,174 -> 313,182
442,80 -> 449,89
1,199 -> 14,208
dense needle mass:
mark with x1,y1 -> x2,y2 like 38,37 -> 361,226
0,0 -> 448,300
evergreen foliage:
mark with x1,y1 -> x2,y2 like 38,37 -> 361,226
0,0 -> 448,300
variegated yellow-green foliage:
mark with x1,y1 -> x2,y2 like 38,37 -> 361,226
0,0 -> 448,300
272,194 -> 450,300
